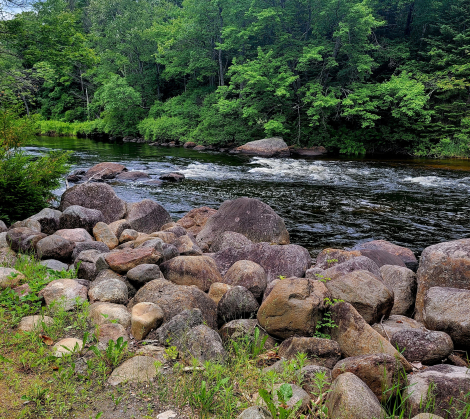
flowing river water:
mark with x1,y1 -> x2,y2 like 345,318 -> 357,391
28,136 -> 470,257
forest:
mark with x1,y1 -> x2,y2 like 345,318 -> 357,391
1,0 -> 469,156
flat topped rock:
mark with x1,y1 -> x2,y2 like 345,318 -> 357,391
108,356 -> 161,386
84,162 -> 127,180
232,137 -> 290,157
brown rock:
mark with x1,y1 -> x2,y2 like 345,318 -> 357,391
196,197 -> 290,249
116,171 -> 149,180
0,247 -> 17,266
326,372 -> 387,419
84,162 -> 127,180
323,270 -> 394,324
0,267 -> 25,289
59,183 -> 127,224
232,137 -> 290,157
278,337 -> 341,369
93,222 -> 119,250
176,206 -> 217,235
208,282 -> 232,304
160,256 -> 222,292
174,235 -> 202,256
149,231 -> 177,244
96,323 -> 129,349
58,205 -> 104,233
416,239 -> 470,321
108,219 -> 131,238
323,256 -> 381,279
104,247 -> 161,273
219,319 -> 277,350
223,260 -> 267,298
257,278 -> 330,339
332,354 -> 405,401
89,302 -> 131,327
314,248 -> 361,270
119,229 -> 138,243
131,302 -> 164,340
28,208 -> 62,234
39,278 -> 87,311
330,302 -> 412,371
132,279 -> 217,328
380,265 -> 417,316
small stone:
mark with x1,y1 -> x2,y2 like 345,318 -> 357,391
0,267 -> 25,289
88,302 -> 131,327
119,229 -> 139,243
53,338 -> 83,357
278,337 -> 341,369
237,406 -> 272,419
59,205 -> 104,233
108,356 -> 161,385
157,411 -> 178,419
223,260 -> 267,298
208,282 -> 233,305
108,219 -> 132,239
38,279 -> 87,311
40,259 -> 70,272
93,222 -> 119,250
131,302 -> 164,340
97,323 -> 129,350
18,315 -> 54,332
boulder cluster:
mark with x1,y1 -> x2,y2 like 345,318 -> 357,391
1,163 -> 470,419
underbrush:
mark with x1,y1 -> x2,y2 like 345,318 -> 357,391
1,256 -> 470,418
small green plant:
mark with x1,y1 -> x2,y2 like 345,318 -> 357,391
21,384 -> 49,407
164,345 -> 179,361
189,377 -> 230,418
314,298 -> 343,339
259,383 -> 302,419
90,337 -> 128,368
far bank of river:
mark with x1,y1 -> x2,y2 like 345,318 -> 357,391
27,136 -> 470,256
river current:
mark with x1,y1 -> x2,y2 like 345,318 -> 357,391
27,136 -> 470,256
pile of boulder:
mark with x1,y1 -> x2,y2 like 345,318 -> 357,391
1,166 -> 470,419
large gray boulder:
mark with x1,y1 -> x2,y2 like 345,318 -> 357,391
326,372 -> 387,419
323,256 -> 381,279
74,249 -> 109,280
197,198 -> 290,250
372,315 -> 425,339
59,205 -> 104,233
72,241 -> 109,261
88,277 -> 128,304
126,199 -> 172,234
278,337 -> 341,369
223,260 -> 267,298
210,231 -> 253,253
183,324 -> 227,364
59,183 -> 127,224
6,227 -> 46,253
212,242 -> 311,282
231,137 -> 290,157
127,264 -> 164,285
132,279 -> 217,328
423,286 -> 470,347
0,220 -> 7,233
157,308 -> 203,345
405,365 -> 470,419
415,239 -> 470,321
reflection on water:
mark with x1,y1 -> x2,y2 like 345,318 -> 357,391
27,136 -> 470,256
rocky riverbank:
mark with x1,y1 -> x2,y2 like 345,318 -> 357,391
1,162 -> 470,418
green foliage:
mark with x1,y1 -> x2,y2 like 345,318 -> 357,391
189,377 -> 230,418
89,337 -> 128,368
259,383 -> 302,419
1,0 -> 470,156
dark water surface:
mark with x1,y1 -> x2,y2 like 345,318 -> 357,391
27,136 -> 470,256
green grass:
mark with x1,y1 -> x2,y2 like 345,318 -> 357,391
1,254 -> 470,418
38,120 -> 107,137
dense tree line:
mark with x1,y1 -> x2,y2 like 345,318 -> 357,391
0,0 -> 469,155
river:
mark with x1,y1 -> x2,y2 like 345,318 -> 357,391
27,136 -> 470,257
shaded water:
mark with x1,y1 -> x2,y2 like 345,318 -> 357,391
27,136 -> 470,256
